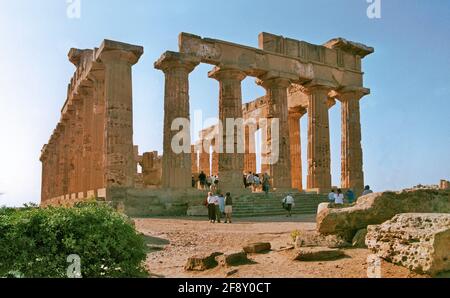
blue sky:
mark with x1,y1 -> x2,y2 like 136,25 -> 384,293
0,0 -> 449,206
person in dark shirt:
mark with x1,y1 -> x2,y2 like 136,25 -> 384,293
224,192 -> 233,224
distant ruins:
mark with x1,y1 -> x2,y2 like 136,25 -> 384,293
40,32 -> 375,211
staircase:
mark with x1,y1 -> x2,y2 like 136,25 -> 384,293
232,193 -> 328,217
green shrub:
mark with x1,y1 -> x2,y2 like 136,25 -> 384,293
0,203 -> 148,278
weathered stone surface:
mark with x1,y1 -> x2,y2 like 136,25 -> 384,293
295,231 -> 351,248
185,252 -> 223,271
187,205 -> 208,216
366,213 -> 450,275
243,242 -> 271,253
317,190 -> 450,235
293,247 -> 346,261
217,251 -> 250,267
352,228 -> 368,248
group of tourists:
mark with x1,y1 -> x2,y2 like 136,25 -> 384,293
195,171 -> 219,190
205,192 -> 233,223
244,172 -> 271,194
328,185 -> 374,205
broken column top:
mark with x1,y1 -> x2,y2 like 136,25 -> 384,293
95,39 -> 144,64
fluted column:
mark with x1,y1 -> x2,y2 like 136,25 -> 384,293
155,52 -> 199,189
305,85 -> 333,191
258,77 -> 292,189
339,88 -> 368,195
90,70 -> 106,191
72,94 -> 85,195
244,125 -> 257,174
80,84 -> 94,193
98,43 -> 143,188
191,145 -> 199,174
289,109 -> 306,191
209,67 -> 246,191
199,139 -> 211,176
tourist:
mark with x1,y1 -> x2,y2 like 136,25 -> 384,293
243,173 -> 248,188
214,194 -> 221,223
362,185 -> 374,196
253,174 -> 261,192
218,193 -> 225,216
334,189 -> 344,205
192,175 -> 196,188
207,192 -> 216,223
282,194 -> 295,217
246,172 -> 255,190
206,175 -> 213,188
224,192 -> 233,223
346,189 -> 355,204
262,173 -> 271,194
328,189 -> 336,202
199,171 -> 207,190
210,181 -> 217,194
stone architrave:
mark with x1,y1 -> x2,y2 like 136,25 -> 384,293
155,51 -> 199,189
209,67 -> 246,191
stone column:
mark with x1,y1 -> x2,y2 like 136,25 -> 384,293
89,70 -> 106,191
199,139 -> 211,176
191,145 -> 199,174
40,148 -> 50,202
305,85 -> 333,191
72,94 -> 85,195
258,77 -> 292,189
339,88 -> 367,194
244,126 -> 257,174
98,42 -> 143,188
155,52 -> 199,189
209,67 -> 246,191
80,84 -> 95,193
289,109 -> 306,191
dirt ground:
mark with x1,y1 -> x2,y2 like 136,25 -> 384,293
135,215 -> 427,278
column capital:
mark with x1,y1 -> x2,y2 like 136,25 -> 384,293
337,86 -> 370,101
96,40 -> 144,65
154,51 -> 200,73
288,107 -> 307,120
256,76 -> 291,89
208,66 -> 246,81
302,80 -> 337,94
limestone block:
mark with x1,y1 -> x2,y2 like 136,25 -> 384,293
216,251 -> 250,267
317,190 -> 450,235
185,252 -> 223,271
366,213 -> 450,275
243,242 -> 271,254
352,228 -> 368,248
295,231 -> 351,249
292,247 -> 346,261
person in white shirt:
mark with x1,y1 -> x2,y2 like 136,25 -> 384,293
334,189 -> 344,205
213,194 -> 221,223
282,194 -> 295,217
328,189 -> 336,202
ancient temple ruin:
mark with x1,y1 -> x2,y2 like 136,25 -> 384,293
40,32 -> 374,214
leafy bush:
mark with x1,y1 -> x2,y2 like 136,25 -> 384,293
0,203 -> 148,278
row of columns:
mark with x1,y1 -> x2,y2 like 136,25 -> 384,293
41,43 -> 143,202
156,51 -> 366,194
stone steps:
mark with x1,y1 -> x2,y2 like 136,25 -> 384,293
231,194 -> 328,217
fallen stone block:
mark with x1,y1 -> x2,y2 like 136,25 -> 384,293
243,242 -> 271,253
366,213 -> 450,275
352,229 -> 368,248
295,231 -> 351,248
293,247 -> 346,262
317,189 -> 450,235
217,251 -> 251,267
185,252 -> 223,271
